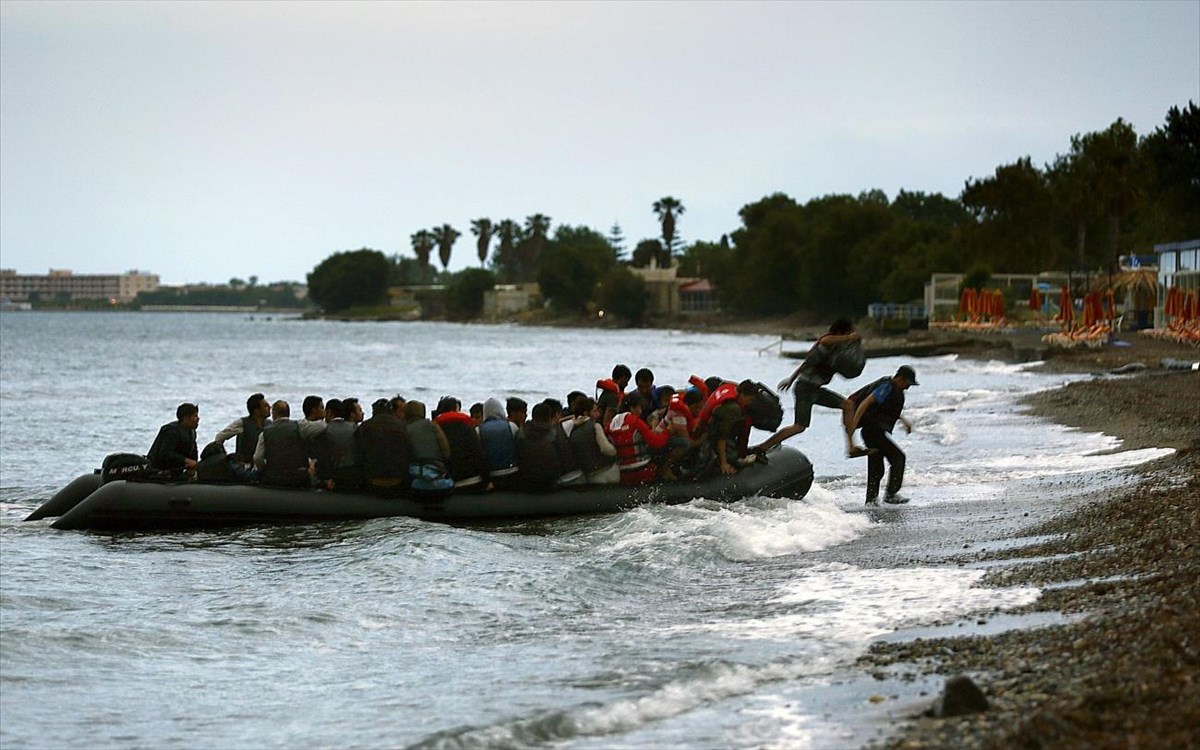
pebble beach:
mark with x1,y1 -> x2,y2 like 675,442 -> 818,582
854,334 -> 1200,750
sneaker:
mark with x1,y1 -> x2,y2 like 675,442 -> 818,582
865,496 -> 880,506
847,446 -> 876,459
883,494 -> 910,505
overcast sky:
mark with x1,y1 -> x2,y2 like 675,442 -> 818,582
2,1 -> 1197,285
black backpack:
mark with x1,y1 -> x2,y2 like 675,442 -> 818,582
745,381 -> 784,432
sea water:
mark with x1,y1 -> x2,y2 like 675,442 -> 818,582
0,313 -> 1170,749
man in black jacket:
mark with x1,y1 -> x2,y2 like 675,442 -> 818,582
356,396 -> 411,496
849,365 -> 918,505
148,402 -> 200,473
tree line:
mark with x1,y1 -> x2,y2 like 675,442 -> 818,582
308,102 -> 1198,320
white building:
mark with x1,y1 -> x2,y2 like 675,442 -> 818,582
0,269 -> 159,303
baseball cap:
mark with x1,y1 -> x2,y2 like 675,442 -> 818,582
896,365 -> 919,385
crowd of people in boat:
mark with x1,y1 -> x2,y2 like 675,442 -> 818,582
142,318 -> 918,504
144,368 -> 781,496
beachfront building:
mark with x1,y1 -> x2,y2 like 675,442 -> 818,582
0,268 -> 159,303
1154,239 -> 1199,326
1155,239 -> 1199,290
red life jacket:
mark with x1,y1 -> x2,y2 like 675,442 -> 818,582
595,378 -> 622,396
433,411 -> 475,428
695,382 -> 738,433
688,374 -> 709,400
664,391 -> 697,434
608,412 -> 669,485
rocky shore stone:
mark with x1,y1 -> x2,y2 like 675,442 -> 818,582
928,675 -> 989,717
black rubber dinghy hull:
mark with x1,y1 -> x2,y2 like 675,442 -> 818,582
25,472 -> 103,521
49,447 -> 814,531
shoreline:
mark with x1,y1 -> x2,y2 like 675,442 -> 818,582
851,337 -> 1199,749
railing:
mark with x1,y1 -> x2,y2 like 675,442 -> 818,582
756,337 -> 784,356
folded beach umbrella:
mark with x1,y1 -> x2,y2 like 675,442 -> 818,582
1185,291 -> 1197,322
1029,286 -> 1042,312
1083,292 -> 1097,328
1058,285 -> 1073,325
994,289 -> 1005,319
1105,289 -> 1116,322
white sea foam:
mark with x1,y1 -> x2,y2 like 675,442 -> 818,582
594,486 -> 870,562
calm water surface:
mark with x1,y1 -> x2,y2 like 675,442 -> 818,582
0,312 -> 1168,749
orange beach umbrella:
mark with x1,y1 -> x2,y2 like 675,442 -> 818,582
1029,287 -> 1042,311
1105,289 -> 1116,322
1058,285 -> 1073,325
1184,291 -> 1197,322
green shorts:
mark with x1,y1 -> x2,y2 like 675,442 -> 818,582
793,386 -> 845,428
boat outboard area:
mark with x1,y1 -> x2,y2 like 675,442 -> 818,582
30,447 -> 814,532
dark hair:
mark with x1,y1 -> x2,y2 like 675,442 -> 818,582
246,393 -> 266,415
530,402 -> 551,423
612,364 -> 632,381
622,392 -> 644,412
469,402 -> 483,418
704,376 -> 723,393
655,384 -> 675,401
829,317 -> 854,335
388,395 -> 406,415
684,387 -> 704,405
566,391 -> 586,409
572,396 -> 595,417
506,397 -> 527,416
371,398 -> 389,416
435,396 -> 460,417
635,368 -> 654,385
736,379 -> 758,396
325,398 -> 343,420
176,402 -> 198,420
542,398 -> 563,417
302,395 -> 323,419
342,397 -> 360,416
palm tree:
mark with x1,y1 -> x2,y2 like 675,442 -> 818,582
410,230 -> 436,268
494,219 -> 522,281
432,224 -> 460,271
521,214 -> 552,281
652,196 -> 685,266
470,218 -> 494,267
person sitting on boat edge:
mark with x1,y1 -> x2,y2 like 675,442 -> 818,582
754,317 -> 868,458
543,398 -> 582,485
355,395 -> 411,497
314,398 -> 361,491
299,395 -> 328,439
405,400 -> 451,476
597,364 -> 631,429
515,402 -> 567,491
478,397 -> 519,490
434,396 -> 491,492
211,392 -> 271,465
147,402 -> 200,475
255,400 -> 317,488
849,365 -> 917,506
625,368 -> 662,424
655,386 -> 704,480
506,396 -> 528,430
608,391 -> 670,485
693,380 -> 757,477
567,396 -> 619,484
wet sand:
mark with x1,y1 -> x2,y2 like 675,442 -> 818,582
845,334 -> 1200,749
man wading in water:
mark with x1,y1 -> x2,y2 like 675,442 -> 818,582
849,365 -> 918,505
